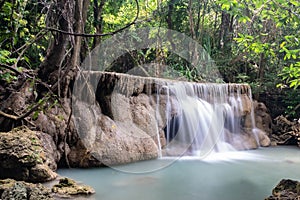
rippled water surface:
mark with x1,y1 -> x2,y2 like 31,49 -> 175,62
58,146 -> 300,200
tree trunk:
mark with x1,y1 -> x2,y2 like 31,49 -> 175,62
63,0 -> 90,97
92,0 -> 106,48
38,0 -> 90,97
37,0 -> 71,83
188,0 -> 196,39
166,0 -> 175,30
166,0 -> 176,50
219,11 -> 231,50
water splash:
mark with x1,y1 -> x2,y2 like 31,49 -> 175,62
160,81 -> 257,158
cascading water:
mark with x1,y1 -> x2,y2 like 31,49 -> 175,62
159,81 -> 259,158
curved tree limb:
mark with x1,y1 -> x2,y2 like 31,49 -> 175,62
0,96 -> 49,121
0,110 -> 19,120
0,63 -> 22,76
45,0 -> 139,37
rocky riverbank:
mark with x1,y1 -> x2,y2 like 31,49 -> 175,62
271,115 -> 300,146
1,72 -> 299,199
265,179 -> 300,200
0,126 -> 95,199
0,126 -> 56,182
0,177 -> 95,200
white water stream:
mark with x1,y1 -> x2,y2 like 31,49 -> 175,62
160,82 -> 259,157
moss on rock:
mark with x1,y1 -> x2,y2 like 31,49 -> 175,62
52,177 -> 95,196
0,126 -> 57,182
0,178 -> 53,200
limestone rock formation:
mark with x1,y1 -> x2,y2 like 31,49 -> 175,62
0,72 -> 272,169
34,99 -> 74,168
241,101 -> 272,148
271,115 -> 300,146
253,101 -> 273,135
0,126 -> 57,182
71,71 -> 272,160
0,178 -> 95,200
37,132 -> 59,171
70,100 -> 159,167
0,179 -> 53,200
52,177 -> 95,197
224,128 -> 270,150
265,179 -> 300,200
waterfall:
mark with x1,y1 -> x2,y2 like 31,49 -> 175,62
160,81 -> 258,157
72,71 -> 269,168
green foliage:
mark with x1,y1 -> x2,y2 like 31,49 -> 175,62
231,0 -> 299,84
0,0 -> 299,116
278,34 -> 300,89
0,50 -> 17,65
0,0 -> 47,70
0,50 -> 18,82
279,62 -> 300,89
101,0 -> 166,31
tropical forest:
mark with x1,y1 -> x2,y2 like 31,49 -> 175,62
0,0 -> 300,199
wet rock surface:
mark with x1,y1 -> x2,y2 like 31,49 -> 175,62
71,72 -> 272,160
52,177 -> 95,197
239,101 -> 272,149
265,179 -> 300,200
0,126 -> 57,182
71,100 -> 159,167
0,72 -> 275,169
253,101 -> 273,135
34,99 -> 74,168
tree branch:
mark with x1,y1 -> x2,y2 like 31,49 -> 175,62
0,30 -> 48,76
0,97 -> 48,121
45,0 -> 139,37
0,110 -> 18,120
0,63 -> 22,76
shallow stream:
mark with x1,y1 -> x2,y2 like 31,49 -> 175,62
58,146 -> 300,200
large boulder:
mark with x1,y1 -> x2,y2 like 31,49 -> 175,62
265,179 -> 300,200
0,126 -> 57,182
240,101 -> 272,148
253,101 -> 272,135
243,101 -> 272,135
0,178 -> 95,200
0,179 -> 53,200
52,177 -> 95,197
225,128 -> 270,150
70,100 -> 159,167
34,99 -> 74,167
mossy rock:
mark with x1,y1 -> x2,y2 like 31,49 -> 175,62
266,179 -> 300,200
52,178 -> 95,196
0,126 -> 57,182
0,178 -> 53,200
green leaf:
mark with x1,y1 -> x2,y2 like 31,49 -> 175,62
221,2 -> 231,10
285,53 -> 291,60
32,111 -> 39,120
290,0 -> 300,6
280,41 -> 286,48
